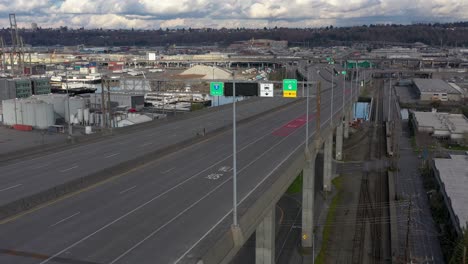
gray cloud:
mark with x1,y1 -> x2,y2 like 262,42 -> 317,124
1,0 -> 467,29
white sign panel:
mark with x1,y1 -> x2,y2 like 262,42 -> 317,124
260,83 -> 274,97
148,52 -> 157,61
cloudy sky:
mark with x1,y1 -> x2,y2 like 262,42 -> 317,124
1,0 -> 468,29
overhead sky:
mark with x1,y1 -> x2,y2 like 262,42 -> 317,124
1,0 -> 468,29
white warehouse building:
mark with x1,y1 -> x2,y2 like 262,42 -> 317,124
2,98 -> 55,129
412,111 -> 468,142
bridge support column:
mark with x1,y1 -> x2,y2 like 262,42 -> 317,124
335,122 -> 343,161
302,148 -> 318,249
323,133 -> 333,192
256,206 -> 275,264
344,113 -> 350,139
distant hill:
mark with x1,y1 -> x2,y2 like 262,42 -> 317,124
2,22 -> 468,48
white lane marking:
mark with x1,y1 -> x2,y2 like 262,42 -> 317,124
33,163 -> 50,169
59,165 -> 78,173
0,184 -> 22,193
162,168 -> 175,174
38,117 -> 276,264
112,116 -> 311,263
119,186 -> 137,195
140,142 -> 154,147
49,212 -> 80,228
105,153 -> 120,159
175,115 -> 333,263
174,139 -> 306,263
41,105 -> 337,264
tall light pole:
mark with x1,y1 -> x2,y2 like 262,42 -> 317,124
213,66 -> 218,107
388,77 -> 392,122
355,62 -> 359,99
330,64 -> 334,125
305,66 -> 310,152
342,68 -> 346,111
232,72 -> 238,227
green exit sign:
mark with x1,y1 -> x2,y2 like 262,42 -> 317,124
210,82 -> 224,96
283,79 -> 297,91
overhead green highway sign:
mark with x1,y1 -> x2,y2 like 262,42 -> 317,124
210,82 -> 224,96
283,79 -> 297,98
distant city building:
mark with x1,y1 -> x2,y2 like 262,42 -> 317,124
413,78 -> 463,102
228,39 -> 288,51
31,22 -> 38,31
411,111 -> 468,143
431,155 -> 468,235
369,47 -> 420,59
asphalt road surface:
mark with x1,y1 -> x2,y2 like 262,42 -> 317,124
0,64 -> 363,264
0,96 -> 293,211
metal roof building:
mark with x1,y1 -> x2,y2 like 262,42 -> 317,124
413,78 -> 463,101
432,155 -> 468,234
412,111 -> 468,142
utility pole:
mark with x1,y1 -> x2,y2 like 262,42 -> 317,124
404,198 -> 413,263
106,79 -> 113,133
463,246 -> 466,264
66,70 -> 72,140
100,78 -> 107,128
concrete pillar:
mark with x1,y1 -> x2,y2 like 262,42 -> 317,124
302,150 -> 317,248
323,133 -> 333,192
256,206 -> 275,264
335,122 -> 343,160
344,114 -> 350,139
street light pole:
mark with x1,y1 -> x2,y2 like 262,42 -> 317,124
331,65 -> 334,125
232,72 -> 238,227
388,77 -> 392,122
342,67 -> 346,111
355,62 -> 359,99
306,67 -> 310,152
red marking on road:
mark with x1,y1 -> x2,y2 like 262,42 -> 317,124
272,114 -> 315,137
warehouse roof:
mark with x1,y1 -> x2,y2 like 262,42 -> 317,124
434,155 -> 468,229
414,111 -> 468,134
413,78 -> 462,94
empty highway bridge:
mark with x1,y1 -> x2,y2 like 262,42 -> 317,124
0,63 -> 365,264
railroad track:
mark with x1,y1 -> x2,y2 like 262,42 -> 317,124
351,80 -> 391,264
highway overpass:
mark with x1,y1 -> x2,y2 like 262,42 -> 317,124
0,64 -> 365,264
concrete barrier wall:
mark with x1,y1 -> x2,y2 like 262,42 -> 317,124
0,98 -> 303,222
0,97 -> 287,164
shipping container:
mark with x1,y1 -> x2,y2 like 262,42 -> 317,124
13,124 -> 33,131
